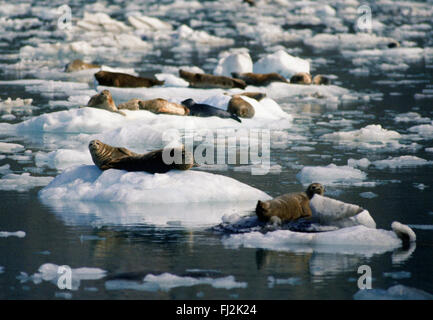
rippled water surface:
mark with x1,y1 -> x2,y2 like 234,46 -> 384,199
0,0 -> 433,300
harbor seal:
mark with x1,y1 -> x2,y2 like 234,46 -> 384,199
290,72 -> 312,85
312,75 -> 331,85
256,183 -> 325,223
86,90 -> 126,116
118,98 -> 189,115
89,140 -> 194,173
65,59 -> 100,72
226,92 -> 266,101
227,96 -> 255,118
94,71 -> 164,88
179,69 -> 246,89
231,72 -> 288,86
181,98 -> 242,123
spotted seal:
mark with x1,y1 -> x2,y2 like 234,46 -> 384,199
88,140 -> 194,173
85,90 -> 126,116
227,96 -> 255,118
290,72 -> 312,85
94,71 -> 164,88
256,183 -> 325,223
181,98 -> 242,123
65,59 -> 100,72
118,98 -> 189,115
231,72 -> 288,86
179,69 -> 246,89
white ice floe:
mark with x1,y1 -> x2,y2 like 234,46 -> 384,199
18,263 -> 106,291
213,51 -> 253,77
223,223 -> 414,257
304,33 -> 397,52
383,271 -> 412,280
0,142 -> 25,153
0,173 -> 53,192
105,273 -> 247,292
394,112 -> 430,124
354,285 -> 433,300
359,192 -> 378,199
371,156 -> 432,169
39,165 -> 270,204
296,164 -> 367,186
155,73 -> 189,87
35,149 -> 93,171
309,195 -> 376,229
408,123 -> 433,139
253,50 -> 309,78
0,231 -> 26,238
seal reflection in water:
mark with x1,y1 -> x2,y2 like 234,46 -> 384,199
89,140 -> 194,173
256,183 -> 325,223
94,71 -> 164,88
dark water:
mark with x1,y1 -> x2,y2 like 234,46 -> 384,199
0,0 -> 433,300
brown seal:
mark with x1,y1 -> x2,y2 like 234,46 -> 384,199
118,98 -> 190,116
65,59 -> 100,72
231,72 -> 288,86
85,90 -> 126,116
227,96 -> 255,119
312,75 -> 331,85
94,71 -> 164,88
256,183 -> 325,223
179,69 -> 246,89
290,72 -> 312,85
88,140 -> 194,173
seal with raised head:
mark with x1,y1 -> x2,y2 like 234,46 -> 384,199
181,98 -> 242,123
256,183 -> 325,223
290,72 -> 312,85
312,75 -> 331,85
231,72 -> 288,86
118,98 -> 190,115
86,90 -> 126,116
88,140 -> 194,173
179,69 -> 246,89
65,59 -> 100,73
94,71 -> 164,88
227,96 -> 255,119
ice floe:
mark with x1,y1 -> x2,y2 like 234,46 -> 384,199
105,272 -> 247,292
0,173 -> 53,192
354,285 -> 433,300
253,50 -> 309,78
18,263 -> 106,291
371,156 -> 432,169
0,231 -> 26,238
213,51 -> 253,77
296,164 -> 367,186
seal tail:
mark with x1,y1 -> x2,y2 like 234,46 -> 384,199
230,113 -> 242,123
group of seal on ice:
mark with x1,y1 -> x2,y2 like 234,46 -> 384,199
94,70 -> 165,88
289,72 -> 331,85
85,89 -> 266,121
179,69 -> 247,89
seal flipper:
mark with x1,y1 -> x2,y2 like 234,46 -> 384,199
391,221 -> 416,247
230,113 -> 242,123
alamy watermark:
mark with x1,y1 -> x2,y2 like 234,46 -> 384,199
161,128 -> 271,175
57,265 -> 72,290
357,265 -> 372,290
357,4 -> 372,33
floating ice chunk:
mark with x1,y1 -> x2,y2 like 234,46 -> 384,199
383,271 -> 412,279
408,123 -> 433,139
0,173 -> 53,192
347,158 -> 371,169
20,263 -> 106,290
0,164 -> 11,174
392,222 -> 416,243
35,149 -> 93,171
127,15 -> 172,32
105,273 -> 246,292
0,142 -> 25,153
359,192 -> 378,199
253,50 -> 309,78
76,12 -> 131,32
175,24 -> 234,46
304,33 -> 397,52
267,276 -> 301,287
39,165 -> 271,204
371,156 -> 432,169
309,194 -> 376,229
0,230 -> 26,238
223,225 -> 406,256
213,51 -> 253,77
321,124 -> 401,141
354,285 -> 433,300
394,112 -> 430,123
296,164 -> 367,186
